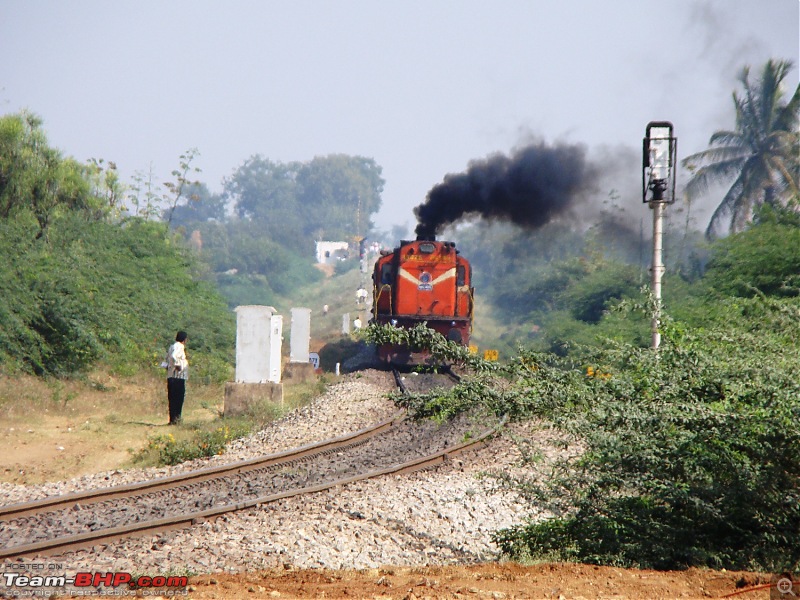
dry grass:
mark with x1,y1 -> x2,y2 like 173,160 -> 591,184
0,367 -> 331,485
0,369 -> 225,484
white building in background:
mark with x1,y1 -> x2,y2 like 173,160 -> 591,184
315,241 -> 349,264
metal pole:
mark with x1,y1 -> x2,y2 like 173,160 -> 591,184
649,200 -> 665,349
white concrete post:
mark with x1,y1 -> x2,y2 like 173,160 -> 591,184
290,307 -> 311,364
234,305 -> 275,383
268,314 -> 283,383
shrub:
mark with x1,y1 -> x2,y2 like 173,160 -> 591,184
368,296 -> 800,571
0,213 -> 235,378
134,425 -> 247,466
703,215 -> 800,297
491,296 -> 800,571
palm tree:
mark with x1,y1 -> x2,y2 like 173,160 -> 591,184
682,59 -> 800,238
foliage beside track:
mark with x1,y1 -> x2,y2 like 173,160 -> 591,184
133,425 -> 246,466
365,287 -> 800,571
495,296 -> 800,572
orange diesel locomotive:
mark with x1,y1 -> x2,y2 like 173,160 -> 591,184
372,237 -> 474,365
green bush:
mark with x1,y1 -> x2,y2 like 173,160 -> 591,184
134,424 -> 247,466
214,273 -> 279,309
491,296 -> 800,571
0,213 -> 235,378
370,295 -> 800,571
333,257 -> 359,276
567,262 -> 640,323
703,211 -> 800,297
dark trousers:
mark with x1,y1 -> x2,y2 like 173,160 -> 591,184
167,378 -> 186,423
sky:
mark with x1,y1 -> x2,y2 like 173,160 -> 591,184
1,0 -> 798,233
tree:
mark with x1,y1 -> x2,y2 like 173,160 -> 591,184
295,154 -> 384,240
169,182 -> 227,228
225,156 -> 299,221
0,111 -> 99,238
682,59 -> 800,238
127,162 -> 164,220
86,158 -> 125,221
223,156 -> 306,252
223,153 -> 385,254
164,148 -> 202,227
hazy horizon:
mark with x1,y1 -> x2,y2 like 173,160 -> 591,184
1,0 -> 797,233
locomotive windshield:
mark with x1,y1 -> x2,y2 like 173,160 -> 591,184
457,265 -> 467,286
380,264 -> 393,284
418,243 -> 436,254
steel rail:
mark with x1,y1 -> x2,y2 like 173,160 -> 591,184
0,410 -> 405,521
1,416 -> 505,560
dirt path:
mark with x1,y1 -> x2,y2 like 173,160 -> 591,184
185,562 -> 770,599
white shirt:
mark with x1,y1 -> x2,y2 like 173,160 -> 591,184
167,341 -> 188,380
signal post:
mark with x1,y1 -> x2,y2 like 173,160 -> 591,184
642,122 -> 677,350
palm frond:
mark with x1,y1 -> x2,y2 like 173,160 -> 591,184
706,176 -> 744,238
684,156 -> 747,199
688,58 -> 799,236
736,67 -> 764,142
683,145 -> 749,167
767,154 -> 800,197
774,79 -> 800,133
707,129 -> 747,148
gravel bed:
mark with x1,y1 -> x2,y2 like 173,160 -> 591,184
2,410 -> 488,548
0,371 -> 399,506
1,370 -> 557,575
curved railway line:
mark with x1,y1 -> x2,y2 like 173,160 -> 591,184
0,369 -> 501,561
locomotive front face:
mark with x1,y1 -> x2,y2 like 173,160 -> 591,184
372,239 -> 474,366
395,241 -> 458,317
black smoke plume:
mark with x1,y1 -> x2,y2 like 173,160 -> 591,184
414,141 -> 599,238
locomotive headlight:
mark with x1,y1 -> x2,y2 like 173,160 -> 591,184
447,327 -> 463,343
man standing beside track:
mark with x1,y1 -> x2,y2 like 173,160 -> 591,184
166,331 -> 189,425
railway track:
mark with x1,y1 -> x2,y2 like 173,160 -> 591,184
0,412 -> 405,523
0,370 -> 500,561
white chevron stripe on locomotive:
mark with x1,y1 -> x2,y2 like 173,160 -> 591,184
398,267 -> 456,287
